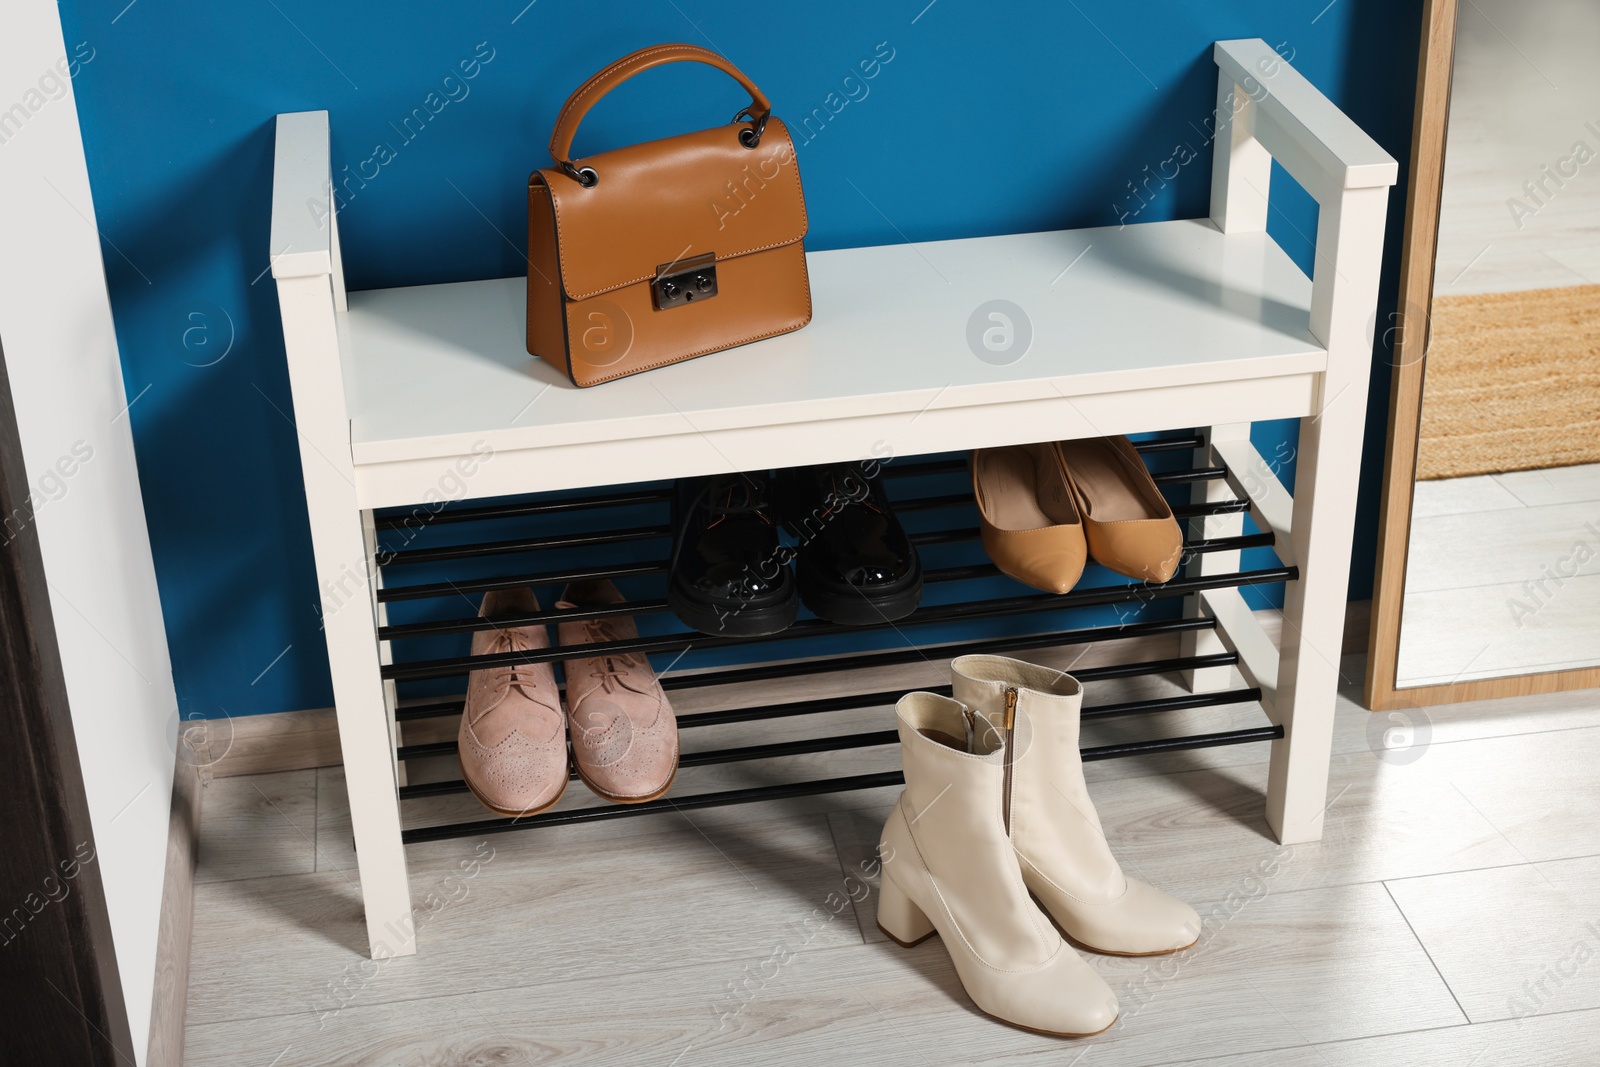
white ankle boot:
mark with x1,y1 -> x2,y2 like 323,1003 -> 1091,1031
877,692 -> 1119,1037
951,655 -> 1200,956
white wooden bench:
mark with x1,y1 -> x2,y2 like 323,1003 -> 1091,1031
268,38 -> 1397,958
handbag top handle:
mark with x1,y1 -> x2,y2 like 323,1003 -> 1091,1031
548,43 -> 772,170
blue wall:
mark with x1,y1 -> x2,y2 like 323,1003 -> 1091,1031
59,0 -> 1420,719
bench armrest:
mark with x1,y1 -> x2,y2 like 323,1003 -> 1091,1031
270,110 -> 346,304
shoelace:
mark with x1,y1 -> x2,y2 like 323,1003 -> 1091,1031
702,478 -> 776,530
817,471 -> 883,522
668,476 -> 776,579
484,628 -> 551,702
581,617 -> 641,693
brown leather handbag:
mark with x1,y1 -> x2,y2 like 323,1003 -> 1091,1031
526,44 -> 812,387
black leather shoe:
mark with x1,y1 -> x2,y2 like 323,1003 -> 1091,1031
772,462 -> 922,625
668,473 -> 798,637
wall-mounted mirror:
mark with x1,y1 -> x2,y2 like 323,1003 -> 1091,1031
1369,0 -> 1600,708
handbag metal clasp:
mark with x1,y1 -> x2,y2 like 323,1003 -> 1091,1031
652,253 -> 717,310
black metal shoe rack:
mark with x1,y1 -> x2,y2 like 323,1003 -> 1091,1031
373,435 -> 1289,845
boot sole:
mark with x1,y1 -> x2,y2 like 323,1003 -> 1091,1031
875,921 -> 937,949
797,562 -> 923,626
998,1014 -> 1118,1040
876,923 -> 1120,1038
667,579 -> 798,637
1068,934 -> 1199,957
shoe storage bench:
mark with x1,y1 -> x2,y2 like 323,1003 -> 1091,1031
268,39 -> 1396,958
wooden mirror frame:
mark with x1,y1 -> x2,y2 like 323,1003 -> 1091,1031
1366,0 -> 1600,710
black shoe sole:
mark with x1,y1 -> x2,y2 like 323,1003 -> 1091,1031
797,562 -> 923,627
667,578 -> 799,638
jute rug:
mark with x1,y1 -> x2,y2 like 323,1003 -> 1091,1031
1416,283 -> 1600,480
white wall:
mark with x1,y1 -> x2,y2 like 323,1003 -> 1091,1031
0,3 -> 179,1062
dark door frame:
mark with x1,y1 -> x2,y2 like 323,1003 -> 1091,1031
0,336 -> 134,1064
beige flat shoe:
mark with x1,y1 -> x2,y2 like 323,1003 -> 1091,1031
1055,436 -> 1184,583
457,588 -> 569,817
556,579 -> 679,803
877,692 -> 1119,1038
970,443 -> 1087,594
952,654 -> 1201,956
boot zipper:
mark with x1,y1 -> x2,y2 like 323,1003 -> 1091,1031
1001,686 -> 1018,835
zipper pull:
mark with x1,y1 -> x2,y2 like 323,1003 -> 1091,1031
1003,687 -> 1018,731
961,706 -> 977,751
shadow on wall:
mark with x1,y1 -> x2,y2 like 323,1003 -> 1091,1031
93,124 -> 333,714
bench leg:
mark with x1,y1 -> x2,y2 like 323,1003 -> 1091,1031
278,272 -> 413,957
317,505 -> 413,958
1266,185 -> 1387,845
1266,408 -> 1358,844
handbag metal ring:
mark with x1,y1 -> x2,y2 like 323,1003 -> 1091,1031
734,109 -> 768,149
561,162 -> 599,187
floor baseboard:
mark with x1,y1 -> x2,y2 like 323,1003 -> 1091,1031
208,704 -> 342,779
146,757 -> 203,1066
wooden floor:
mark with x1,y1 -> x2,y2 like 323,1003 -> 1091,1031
182,640 -> 1600,1066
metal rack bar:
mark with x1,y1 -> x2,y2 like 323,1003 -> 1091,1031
373,487 -> 672,530
378,482 -> 1232,572
1151,466 -> 1226,485
1080,687 -> 1261,720
377,491 -> 1231,573
380,564 -> 1296,681
396,723 -> 1281,844
892,492 -> 977,513
393,698 -> 465,722
1126,434 -> 1206,453
392,739 -> 459,762
664,672 -> 1256,733
378,562 -> 669,605
401,771 -> 910,843
1186,531 -> 1274,554
1080,725 -> 1282,762
383,525 -> 671,567
395,672 -> 1258,765
909,532 -> 1273,576
391,641 -> 1239,724
381,598 -> 672,641
653,617 -> 1221,694
1173,499 -> 1250,519
374,531 -> 1277,642
373,502 -> 1254,608
399,729 -> 903,799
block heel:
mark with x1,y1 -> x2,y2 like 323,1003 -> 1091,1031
876,872 -> 936,947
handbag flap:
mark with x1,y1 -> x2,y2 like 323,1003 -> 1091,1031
534,118 -> 806,301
